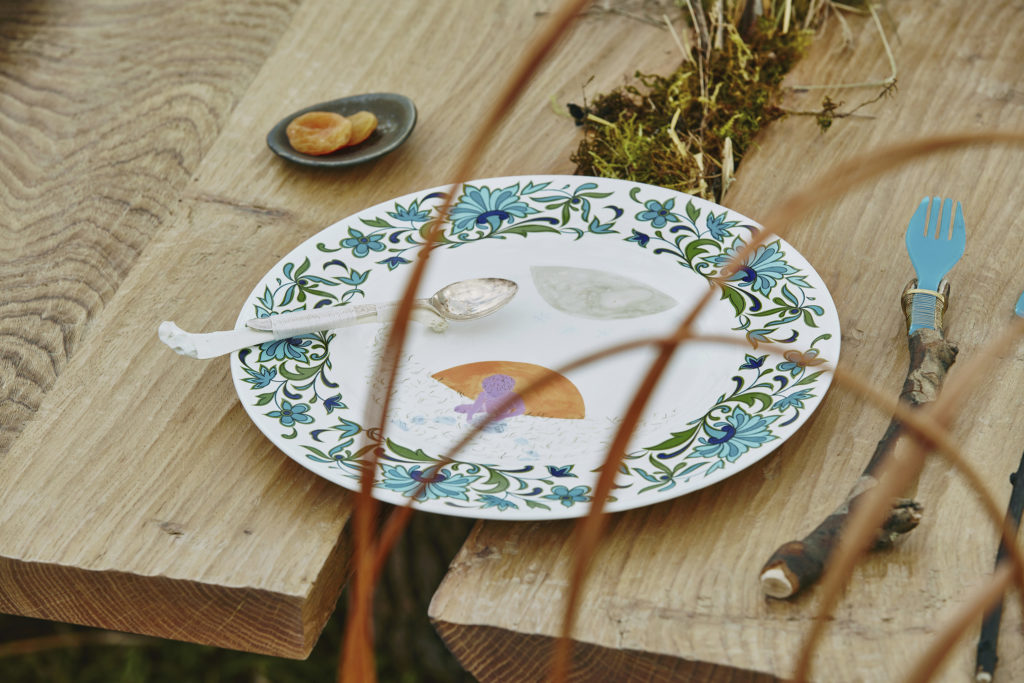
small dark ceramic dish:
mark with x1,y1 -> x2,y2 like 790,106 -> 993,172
266,93 -> 416,168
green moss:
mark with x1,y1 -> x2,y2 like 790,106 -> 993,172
571,12 -> 815,202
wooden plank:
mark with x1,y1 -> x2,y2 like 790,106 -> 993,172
0,0 -> 300,454
430,1 -> 1024,680
0,0 -> 684,656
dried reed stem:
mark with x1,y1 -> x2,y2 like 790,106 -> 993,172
663,12 -> 693,63
548,131 -> 1024,682
792,317 -> 1024,682
340,0 -> 595,679
336,0 -> 1024,677
791,1 -> 897,91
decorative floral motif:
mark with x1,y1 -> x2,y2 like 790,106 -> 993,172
778,348 -> 824,376
712,241 -> 800,296
773,389 -> 815,412
387,200 -> 431,223
629,332 -> 832,487
242,366 -> 277,389
636,198 -> 682,228
626,188 -> 825,350
626,229 -> 650,247
379,464 -> 477,502
267,401 -> 314,427
479,494 -> 518,511
704,210 -> 738,240
694,410 -> 779,462
449,182 -> 538,234
341,228 -> 386,257
544,485 -> 591,507
259,336 -> 313,363
233,176 -> 838,518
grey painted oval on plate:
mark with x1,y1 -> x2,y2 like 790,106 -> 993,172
531,266 -> 678,319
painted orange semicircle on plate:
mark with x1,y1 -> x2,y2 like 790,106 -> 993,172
431,361 -> 585,419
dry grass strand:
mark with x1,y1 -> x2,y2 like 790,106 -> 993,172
330,0 -> 1024,677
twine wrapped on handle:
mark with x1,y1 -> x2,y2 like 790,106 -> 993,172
902,282 -> 949,333
760,280 -> 957,599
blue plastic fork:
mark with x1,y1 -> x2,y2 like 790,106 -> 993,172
904,197 -> 967,333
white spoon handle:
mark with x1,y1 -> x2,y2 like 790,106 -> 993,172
158,322 -> 275,360
159,305 -> 448,360
244,300 -> 423,336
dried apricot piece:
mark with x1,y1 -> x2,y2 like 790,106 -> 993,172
286,111 -> 352,155
346,111 -> 378,146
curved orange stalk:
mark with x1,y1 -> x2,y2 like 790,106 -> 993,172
791,315 -> 1024,681
827,361 -> 1024,603
339,0 -> 595,679
364,272 -> 1024,680
548,131 -> 1024,682
332,6 -> 1024,674
361,300 -> 1024,681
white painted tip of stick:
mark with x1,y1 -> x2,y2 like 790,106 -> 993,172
759,567 -> 795,599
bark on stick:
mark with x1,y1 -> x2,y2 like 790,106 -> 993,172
759,282 -> 957,599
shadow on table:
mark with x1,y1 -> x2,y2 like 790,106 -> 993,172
0,511 -> 477,682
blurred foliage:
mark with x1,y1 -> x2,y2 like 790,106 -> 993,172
0,610 -> 341,683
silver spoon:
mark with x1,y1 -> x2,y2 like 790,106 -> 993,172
159,277 -> 518,360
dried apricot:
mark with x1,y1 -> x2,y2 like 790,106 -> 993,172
285,111 -> 352,155
346,111 -> 378,146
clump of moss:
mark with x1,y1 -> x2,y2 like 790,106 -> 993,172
570,12 -> 814,202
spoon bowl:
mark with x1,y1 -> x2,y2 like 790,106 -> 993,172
429,278 -> 518,320
266,93 -> 416,168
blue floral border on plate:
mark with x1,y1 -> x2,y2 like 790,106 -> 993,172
231,176 -> 839,519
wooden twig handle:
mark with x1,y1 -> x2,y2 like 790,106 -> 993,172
974,449 -> 1024,682
759,281 -> 957,599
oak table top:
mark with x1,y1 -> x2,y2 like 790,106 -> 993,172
0,0 -> 680,659
429,1 -> 1024,681
3,0 -> 1023,680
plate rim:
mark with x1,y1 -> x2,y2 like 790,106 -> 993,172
230,174 -> 841,520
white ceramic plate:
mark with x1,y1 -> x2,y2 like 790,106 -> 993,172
231,176 -> 840,519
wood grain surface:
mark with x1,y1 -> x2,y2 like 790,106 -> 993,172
430,1 -> 1024,680
0,0 -> 684,658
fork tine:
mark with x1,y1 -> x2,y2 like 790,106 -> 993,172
911,197 -> 929,235
940,198 -> 952,239
928,197 -> 942,237
953,201 -> 966,241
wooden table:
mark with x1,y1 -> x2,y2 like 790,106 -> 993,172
2,1 -> 1023,680
0,0 -> 682,660
429,2 -> 1024,681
